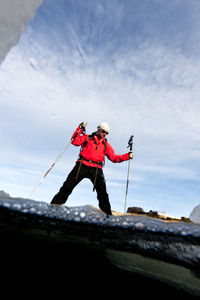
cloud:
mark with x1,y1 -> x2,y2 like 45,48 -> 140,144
1,33 -> 200,171
1,33 -> 200,148
1,0 -> 200,217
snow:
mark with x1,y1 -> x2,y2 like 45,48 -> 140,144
0,0 -> 42,65
189,204 -> 200,224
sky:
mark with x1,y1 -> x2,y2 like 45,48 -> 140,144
1,0 -> 200,217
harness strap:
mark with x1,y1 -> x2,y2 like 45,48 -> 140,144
93,162 -> 99,192
75,133 -> 107,187
78,157 -> 103,167
75,157 -> 83,180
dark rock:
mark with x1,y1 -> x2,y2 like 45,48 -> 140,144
148,210 -> 159,217
127,206 -> 144,214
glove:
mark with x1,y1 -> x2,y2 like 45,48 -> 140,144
129,152 -> 133,159
79,122 -> 87,129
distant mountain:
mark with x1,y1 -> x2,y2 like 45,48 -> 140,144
0,190 -> 33,202
0,190 -> 11,199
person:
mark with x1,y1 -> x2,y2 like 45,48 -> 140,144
50,122 -> 133,215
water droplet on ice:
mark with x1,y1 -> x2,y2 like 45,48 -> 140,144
135,222 -> 144,229
12,203 -> 21,210
80,212 -> 86,218
2,202 -> 10,208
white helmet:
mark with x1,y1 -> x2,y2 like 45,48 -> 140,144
97,122 -> 110,134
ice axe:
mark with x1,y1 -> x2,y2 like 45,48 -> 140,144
124,135 -> 134,213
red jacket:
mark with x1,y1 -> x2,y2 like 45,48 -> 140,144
71,126 -> 130,169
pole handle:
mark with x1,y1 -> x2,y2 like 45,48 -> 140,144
127,135 -> 134,152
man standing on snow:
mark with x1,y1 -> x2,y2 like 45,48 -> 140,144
51,122 -> 133,215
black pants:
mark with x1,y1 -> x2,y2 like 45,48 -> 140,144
51,162 -> 112,215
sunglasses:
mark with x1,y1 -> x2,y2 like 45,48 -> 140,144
100,129 -> 109,135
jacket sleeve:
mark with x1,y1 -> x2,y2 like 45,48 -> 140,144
71,126 -> 88,147
105,143 -> 130,163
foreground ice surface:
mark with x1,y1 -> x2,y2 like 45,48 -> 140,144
0,196 -> 200,297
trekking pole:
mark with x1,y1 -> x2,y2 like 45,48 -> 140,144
29,127 -> 83,198
124,135 -> 134,213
